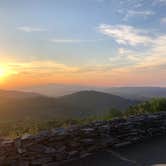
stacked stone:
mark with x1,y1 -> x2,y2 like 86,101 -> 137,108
1,112 -> 166,165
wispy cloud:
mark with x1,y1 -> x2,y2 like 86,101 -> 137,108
158,0 -> 166,2
0,60 -> 82,88
50,39 -> 102,43
123,10 -> 155,21
98,23 -> 166,75
17,26 -> 47,32
98,24 -> 152,46
161,17 -> 166,23
154,0 -> 166,4
6,61 -> 78,74
133,3 -> 142,8
108,48 -> 143,68
96,0 -> 105,2
107,35 -> 166,72
152,0 -> 166,6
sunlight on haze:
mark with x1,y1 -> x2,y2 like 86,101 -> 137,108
0,65 -> 17,84
0,66 -> 7,77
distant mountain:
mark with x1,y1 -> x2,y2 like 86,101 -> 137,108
58,91 -> 137,116
0,89 -> 41,99
16,84 -> 102,97
17,84 -> 166,100
0,90 -> 137,121
103,87 -> 166,100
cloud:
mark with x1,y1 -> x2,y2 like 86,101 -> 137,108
98,24 -> 153,46
17,26 -> 47,32
117,48 -> 141,61
108,48 -> 142,68
50,39 -> 85,43
140,35 -> 166,68
133,3 -> 142,8
50,39 -> 102,43
160,17 -> 166,23
0,60 -> 82,88
123,10 -> 155,21
98,23 -> 166,73
154,0 -> 166,3
2,47 -> 166,88
6,61 -> 78,74
107,35 -> 166,71
152,0 -> 166,6
96,0 -> 105,2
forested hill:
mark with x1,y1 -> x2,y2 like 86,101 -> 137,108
0,90 -> 137,120
58,91 -> 137,113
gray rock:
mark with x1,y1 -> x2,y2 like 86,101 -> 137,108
81,138 -> 94,145
31,157 -> 53,164
1,112 -> 166,165
1,139 -> 14,146
51,128 -> 66,136
81,128 -> 95,132
44,147 -> 56,154
68,151 -> 79,158
21,133 -> 34,140
38,130 -> 50,137
114,141 -> 131,148
55,152 -> 67,161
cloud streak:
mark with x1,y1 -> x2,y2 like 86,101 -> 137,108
161,17 -> 166,23
50,39 -> 103,43
6,61 -> 78,74
123,10 -> 155,21
17,26 -> 47,32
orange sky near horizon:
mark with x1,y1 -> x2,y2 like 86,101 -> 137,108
0,60 -> 165,89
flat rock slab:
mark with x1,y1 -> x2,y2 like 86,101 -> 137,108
63,136 -> 166,166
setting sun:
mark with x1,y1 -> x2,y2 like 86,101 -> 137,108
0,65 -> 16,80
0,67 -> 6,77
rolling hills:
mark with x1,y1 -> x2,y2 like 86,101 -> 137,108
0,90 -> 137,121
17,84 -> 166,100
103,87 -> 166,100
17,84 -> 98,97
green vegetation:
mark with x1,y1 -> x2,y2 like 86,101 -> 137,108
125,98 -> 166,117
0,98 -> 165,138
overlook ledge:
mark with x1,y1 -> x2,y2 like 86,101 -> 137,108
1,112 -> 166,165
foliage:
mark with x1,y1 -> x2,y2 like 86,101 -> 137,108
124,98 -> 166,117
0,98 -> 165,138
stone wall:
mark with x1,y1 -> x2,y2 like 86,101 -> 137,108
1,112 -> 166,165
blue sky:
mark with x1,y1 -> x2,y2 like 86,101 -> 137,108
0,0 -> 165,87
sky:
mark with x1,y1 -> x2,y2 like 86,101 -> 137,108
0,0 -> 165,88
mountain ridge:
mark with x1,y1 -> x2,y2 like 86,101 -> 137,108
15,84 -> 166,99
0,89 -> 137,120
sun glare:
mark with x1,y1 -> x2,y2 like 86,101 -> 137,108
0,65 -> 13,79
0,67 -> 6,77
